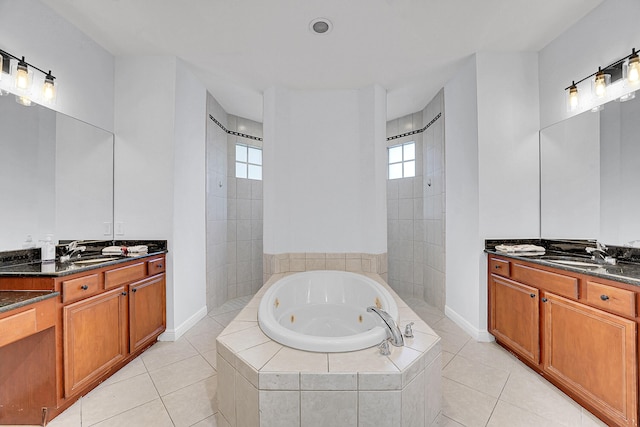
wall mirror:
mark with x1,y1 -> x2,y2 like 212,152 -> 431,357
0,94 -> 114,251
540,92 -> 640,246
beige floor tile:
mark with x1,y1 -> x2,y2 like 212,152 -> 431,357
162,376 -> 218,427
440,351 -> 455,368
487,400 -> 565,427
89,398 -> 173,427
499,368 -> 582,426
441,377 -> 497,427
442,355 -> 509,398
47,400 -> 81,427
210,309 -> 241,326
100,356 -> 147,387
581,408 -> 608,427
141,337 -> 199,372
186,331 -> 219,354
434,329 -> 470,354
431,412 -> 465,427
149,354 -> 215,396
202,349 -> 218,369
432,317 -> 469,339
191,413 -> 219,426
456,340 -> 519,371
185,316 -> 226,339
81,373 -> 159,426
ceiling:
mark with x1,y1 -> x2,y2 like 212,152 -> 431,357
42,0 -> 603,122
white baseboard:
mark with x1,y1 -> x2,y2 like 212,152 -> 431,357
158,305 -> 208,342
444,305 -> 495,343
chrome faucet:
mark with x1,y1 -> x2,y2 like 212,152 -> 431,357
60,241 -> 86,262
367,306 -> 404,347
586,241 -> 616,265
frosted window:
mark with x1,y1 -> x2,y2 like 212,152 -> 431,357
248,164 -> 262,180
235,143 -> 262,180
387,141 -> 416,180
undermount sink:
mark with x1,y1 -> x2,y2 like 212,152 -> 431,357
72,257 -> 121,265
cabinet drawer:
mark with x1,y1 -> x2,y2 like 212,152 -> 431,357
104,262 -> 146,290
0,308 -> 36,347
585,281 -> 636,318
512,263 -> 578,299
147,257 -> 165,276
62,274 -> 100,303
489,258 -> 510,277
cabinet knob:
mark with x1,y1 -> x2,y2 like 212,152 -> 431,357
530,293 -> 536,298
81,285 -> 88,290
542,298 -> 548,303
132,288 -> 137,293
600,295 -> 609,301
121,291 -> 127,296
494,265 -> 500,269
157,264 -> 163,268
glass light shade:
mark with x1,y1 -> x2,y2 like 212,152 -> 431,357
592,71 -> 610,98
625,54 -> 640,85
15,59 -> 30,90
568,85 -> 579,111
43,74 -> 55,102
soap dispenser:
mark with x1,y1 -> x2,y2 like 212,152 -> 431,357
41,234 -> 56,263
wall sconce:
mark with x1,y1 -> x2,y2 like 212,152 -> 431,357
0,48 -> 57,106
565,47 -> 639,111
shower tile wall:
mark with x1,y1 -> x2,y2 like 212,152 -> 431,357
205,94 -> 229,310
226,116 -> 264,299
386,90 -> 446,310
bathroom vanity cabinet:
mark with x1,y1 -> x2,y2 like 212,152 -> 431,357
488,254 -> 638,427
0,254 -> 166,423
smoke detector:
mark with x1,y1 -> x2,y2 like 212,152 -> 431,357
309,18 -> 333,35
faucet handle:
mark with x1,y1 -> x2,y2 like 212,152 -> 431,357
404,322 -> 414,338
378,339 -> 391,356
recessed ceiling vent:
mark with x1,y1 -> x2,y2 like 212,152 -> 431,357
309,18 -> 332,35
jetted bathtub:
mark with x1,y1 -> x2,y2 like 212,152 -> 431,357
257,270 -> 399,352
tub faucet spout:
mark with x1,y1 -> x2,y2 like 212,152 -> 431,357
367,306 -> 404,347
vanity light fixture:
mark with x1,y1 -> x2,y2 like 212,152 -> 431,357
0,48 -> 57,105
565,47 -> 639,110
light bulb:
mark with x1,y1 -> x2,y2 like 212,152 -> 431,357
16,57 -> 29,90
43,71 -> 55,101
568,84 -> 578,110
594,70 -> 607,98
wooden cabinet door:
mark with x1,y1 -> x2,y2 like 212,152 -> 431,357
63,287 -> 128,397
489,274 -> 540,365
543,293 -> 638,427
129,274 -> 166,353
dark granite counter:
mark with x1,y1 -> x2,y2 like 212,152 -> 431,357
0,290 -> 59,314
486,239 -> 640,287
0,240 -> 167,278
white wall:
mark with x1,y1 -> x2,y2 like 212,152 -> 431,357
114,56 -> 208,338
539,0 -> 640,128
263,85 -> 387,254
444,55 -> 481,339
445,52 -> 540,340
0,0 -> 114,131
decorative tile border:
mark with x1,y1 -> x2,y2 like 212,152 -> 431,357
387,112 -> 441,141
209,114 -> 263,141
263,252 -> 388,284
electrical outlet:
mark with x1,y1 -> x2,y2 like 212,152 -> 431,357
115,222 -> 125,236
103,222 -> 112,236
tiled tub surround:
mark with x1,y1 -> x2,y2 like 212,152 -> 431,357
216,272 -> 441,427
263,252 -> 388,284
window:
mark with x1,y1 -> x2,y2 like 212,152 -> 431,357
388,141 -> 415,179
236,143 -> 262,180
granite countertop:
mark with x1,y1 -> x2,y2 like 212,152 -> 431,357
0,290 -> 60,314
0,240 -> 167,278
485,239 -> 640,287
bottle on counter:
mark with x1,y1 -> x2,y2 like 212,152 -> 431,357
22,234 -> 35,249
41,234 -> 56,263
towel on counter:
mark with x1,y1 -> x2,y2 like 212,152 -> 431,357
127,245 -> 148,253
495,244 -> 546,255
102,246 -> 124,255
